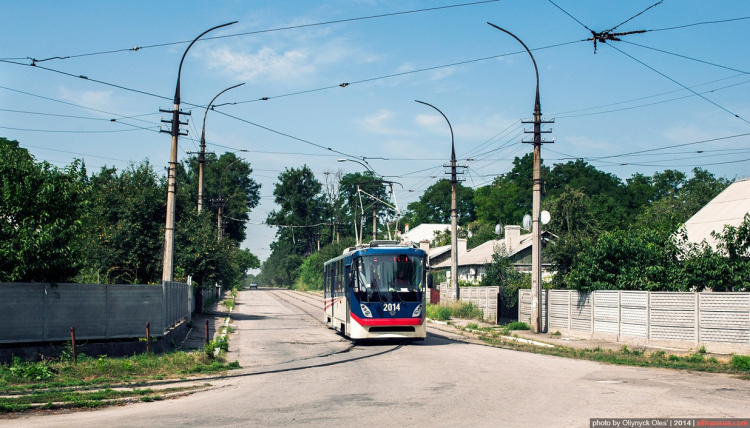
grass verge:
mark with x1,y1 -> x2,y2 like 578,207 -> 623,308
469,323 -> 750,379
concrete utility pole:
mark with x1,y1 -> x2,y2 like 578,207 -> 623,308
197,83 -> 244,213
160,21 -> 236,284
415,100 -> 461,302
488,23 -> 553,333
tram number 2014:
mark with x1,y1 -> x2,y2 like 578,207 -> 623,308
383,303 -> 401,312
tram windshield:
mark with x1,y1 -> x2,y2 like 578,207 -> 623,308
352,254 -> 424,302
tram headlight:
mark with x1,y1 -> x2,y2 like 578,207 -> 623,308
412,304 -> 423,317
360,304 -> 373,318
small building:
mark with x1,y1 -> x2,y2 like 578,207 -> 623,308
432,225 -> 554,283
683,177 -> 750,256
398,223 -> 451,246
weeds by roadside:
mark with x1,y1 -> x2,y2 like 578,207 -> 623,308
466,322 -> 750,378
426,302 -> 484,322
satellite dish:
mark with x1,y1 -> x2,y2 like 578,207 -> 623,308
494,224 -> 503,236
522,214 -> 532,231
541,210 -> 551,225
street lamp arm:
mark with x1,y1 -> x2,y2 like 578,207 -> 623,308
174,21 -> 238,103
201,83 -> 245,143
414,100 -> 455,159
487,22 -> 540,111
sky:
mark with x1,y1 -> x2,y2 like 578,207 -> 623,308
3,0 -> 750,266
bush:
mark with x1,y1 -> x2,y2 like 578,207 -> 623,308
505,321 -> 530,331
426,304 -> 452,321
731,355 -> 750,372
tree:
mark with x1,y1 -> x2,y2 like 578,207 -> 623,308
267,165 -> 327,256
405,179 -> 475,226
338,170 -> 389,242
178,152 -> 261,244
544,186 -> 597,287
0,139 -> 87,282
481,243 -> 530,307
565,228 -> 681,292
79,161 -> 165,284
174,209 -> 259,288
635,168 -> 729,234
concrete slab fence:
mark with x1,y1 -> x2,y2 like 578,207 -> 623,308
0,282 -> 192,344
520,289 -> 750,353
439,284 -> 499,323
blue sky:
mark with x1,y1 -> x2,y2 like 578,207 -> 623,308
3,0 -> 749,264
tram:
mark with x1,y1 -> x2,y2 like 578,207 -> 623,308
323,240 -> 428,340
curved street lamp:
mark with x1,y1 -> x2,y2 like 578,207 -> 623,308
415,100 -> 459,301
198,83 -> 245,213
162,21 -> 237,284
488,23 -> 547,333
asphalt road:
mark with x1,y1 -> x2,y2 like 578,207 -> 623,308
10,288 -> 750,428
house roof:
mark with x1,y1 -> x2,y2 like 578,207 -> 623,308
684,177 -> 750,251
399,223 -> 450,245
432,231 -> 554,269
428,244 -> 451,259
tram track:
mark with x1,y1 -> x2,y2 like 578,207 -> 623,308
227,288 -> 404,378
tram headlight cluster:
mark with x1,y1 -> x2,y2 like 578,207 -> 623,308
360,304 -> 373,318
412,304 -> 423,317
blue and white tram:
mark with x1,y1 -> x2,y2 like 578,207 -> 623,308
323,240 -> 428,340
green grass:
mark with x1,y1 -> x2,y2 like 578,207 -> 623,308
426,302 -> 485,322
0,351 -> 240,413
470,327 -> 750,376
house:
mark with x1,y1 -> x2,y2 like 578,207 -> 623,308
683,177 -> 750,255
398,223 -> 451,246
431,225 -> 554,283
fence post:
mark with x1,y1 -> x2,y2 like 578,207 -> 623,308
205,320 -> 210,345
646,291 -> 651,342
618,290 -> 622,341
146,322 -> 151,353
591,291 -> 595,335
568,290 -> 572,332
70,326 -> 77,363
695,292 -> 700,346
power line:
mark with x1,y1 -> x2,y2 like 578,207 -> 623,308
550,73 -> 749,117
620,40 -> 750,75
13,0 -> 503,64
555,78 -> 750,119
606,43 -> 750,125
224,39 -> 587,105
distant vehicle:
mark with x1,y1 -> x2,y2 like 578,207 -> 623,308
249,282 -> 258,289
323,240 -> 428,341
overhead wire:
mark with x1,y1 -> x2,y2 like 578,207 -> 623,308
604,43 -> 750,126
11,0 -> 504,64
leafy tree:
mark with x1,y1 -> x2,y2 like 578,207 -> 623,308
565,228 -> 681,292
481,244 -> 530,306
405,179 -> 475,226
0,139 -> 87,282
338,170 -> 389,241
544,186 -> 597,287
174,209 -> 259,288
635,168 -> 729,234
178,152 -> 261,244
267,165 -> 327,256
79,161 -> 165,284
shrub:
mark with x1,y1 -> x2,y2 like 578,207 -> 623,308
505,321 -> 530,331
426,304 -> 452,321
731,355 -> 750,372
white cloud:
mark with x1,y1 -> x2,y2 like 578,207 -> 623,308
199,36 -> 377,83
355,109 -> 410,135
206,46 -> 312,81
58,88 -> 114,114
